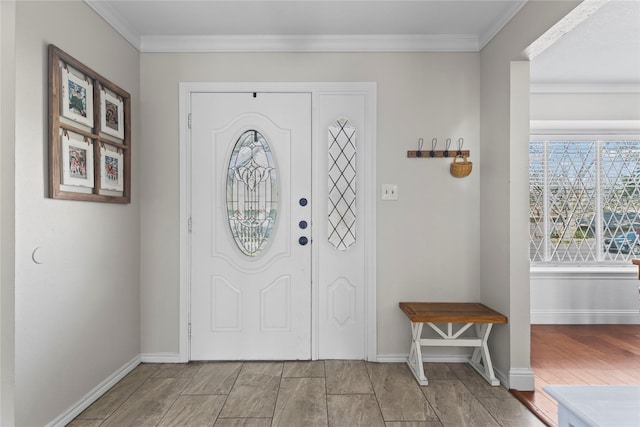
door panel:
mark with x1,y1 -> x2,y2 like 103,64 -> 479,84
190,92 -> 311,360
316,94 -> 368,359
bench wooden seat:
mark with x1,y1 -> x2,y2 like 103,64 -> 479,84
399,302 -> 507,386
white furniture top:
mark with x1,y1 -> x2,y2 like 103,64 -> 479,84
544,385 -> 640,427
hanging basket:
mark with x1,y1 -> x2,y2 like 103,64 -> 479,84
450,155 -> 472,178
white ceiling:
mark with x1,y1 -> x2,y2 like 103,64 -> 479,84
86,0 -> 640,87
530,0 -> 640,89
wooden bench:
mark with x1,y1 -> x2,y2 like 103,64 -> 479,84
399,302 -> 508,386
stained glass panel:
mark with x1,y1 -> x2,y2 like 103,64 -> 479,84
226,130 -> 277,256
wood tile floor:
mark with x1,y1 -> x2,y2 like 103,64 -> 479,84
69,361 -> 543,427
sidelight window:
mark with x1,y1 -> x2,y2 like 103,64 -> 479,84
328,118 -> 357,251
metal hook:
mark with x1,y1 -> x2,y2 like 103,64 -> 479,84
457,138 -> 464,156
430,138 -> 437,157
444,138 -> 452,157
417,138 -> 424,157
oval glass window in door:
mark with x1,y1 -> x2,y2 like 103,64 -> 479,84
226,130 -> 278,256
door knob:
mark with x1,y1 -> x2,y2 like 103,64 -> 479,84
299,220 -> 308,229
299,236 -> 309,246
299,198 -> 308,207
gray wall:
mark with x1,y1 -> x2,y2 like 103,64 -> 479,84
1,1 -> 17,425
139,52 -> 482,358
531,92 -> 640,121
479,0 -> 580,388
14,2 -> 141,425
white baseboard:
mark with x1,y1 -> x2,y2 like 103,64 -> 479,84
376,353 -> 472,363
47,355 -> 141,427
531,309 -> 640,324
140,352 -> 183,363
507,367 -> 535,391
494,367 -> 509,388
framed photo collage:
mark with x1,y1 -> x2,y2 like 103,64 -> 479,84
49,45 -> 131,203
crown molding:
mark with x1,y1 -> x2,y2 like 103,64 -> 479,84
478,0 -> 526,49
531,83 -> 640,94
86,0 -> 533,53
84,0 -> 481,53
85,0 -> 141,50
139,34 -> 480,53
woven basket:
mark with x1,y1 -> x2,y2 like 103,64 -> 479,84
450,155 -> 472,178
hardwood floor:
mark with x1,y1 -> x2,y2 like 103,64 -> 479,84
511,324 -> 640,427
69,361 -> 543,426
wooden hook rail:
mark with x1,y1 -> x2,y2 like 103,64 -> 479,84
407,150 -> 470,158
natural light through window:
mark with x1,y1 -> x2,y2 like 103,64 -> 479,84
530,135 -> 640,264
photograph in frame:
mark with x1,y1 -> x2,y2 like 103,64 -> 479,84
100,88 -> 125,139
60,64 -> 94,127
61,130 -> 94,188
100,146 -> 124,192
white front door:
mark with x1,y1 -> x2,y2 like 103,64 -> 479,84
190,92 -> 312,360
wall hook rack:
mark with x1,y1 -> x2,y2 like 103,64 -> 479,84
407,137 -> 469,158
407,150 -> 470,158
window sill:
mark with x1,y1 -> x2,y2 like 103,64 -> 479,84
531,265 -> 637,280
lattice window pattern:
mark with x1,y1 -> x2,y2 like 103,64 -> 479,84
529,138 -> 640,264
328,118 -> 357,251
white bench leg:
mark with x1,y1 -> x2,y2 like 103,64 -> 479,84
406,322 -> 428,385
468,323 -> 500,386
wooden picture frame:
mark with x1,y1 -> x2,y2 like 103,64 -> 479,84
49,45 -> 131,203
